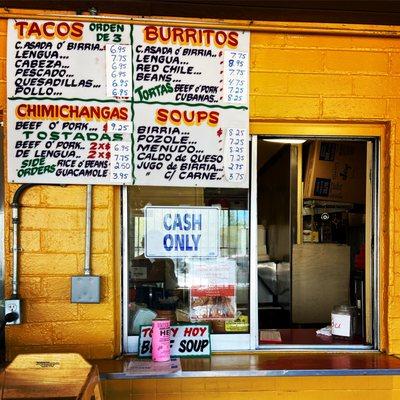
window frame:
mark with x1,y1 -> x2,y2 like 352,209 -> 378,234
122,130 -> 381,353
121,185 -> 252,354
253,134 -> 379,351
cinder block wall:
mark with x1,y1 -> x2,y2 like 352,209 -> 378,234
0,14 -> 399,359
103,376 -> 400,400
4,185 -> 120,360
249,29 -> 397,353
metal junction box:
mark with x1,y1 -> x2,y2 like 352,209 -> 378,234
71,275 -> 101,303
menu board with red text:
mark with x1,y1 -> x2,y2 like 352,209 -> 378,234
7,20 -> 249,187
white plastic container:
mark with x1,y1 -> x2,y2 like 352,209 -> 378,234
331,305 -> 357,339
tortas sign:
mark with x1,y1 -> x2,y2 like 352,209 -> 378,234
7,20 -> 249,187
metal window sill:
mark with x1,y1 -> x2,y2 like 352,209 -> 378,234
96,352 -> 400,379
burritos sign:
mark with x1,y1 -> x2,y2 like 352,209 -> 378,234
138,324 -> 211,358
144,205 -> 220,258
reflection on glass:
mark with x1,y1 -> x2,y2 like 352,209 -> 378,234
127,186 -> 249,335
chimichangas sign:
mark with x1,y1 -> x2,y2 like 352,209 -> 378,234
7,20 -> 249,187
138,323 -> 211,358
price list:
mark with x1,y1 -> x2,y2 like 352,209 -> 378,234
106,121 -> 133,134
110,141 -> 132,184
224,128 -> 247,183
223,51 -> 249,104
106,44 -> 133,98
7,20 -> 249,187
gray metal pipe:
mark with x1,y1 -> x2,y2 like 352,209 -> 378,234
84,185 -> 93,276
11,184 -> 38,298
10,184 -> 65,298
11,205 -> 19,298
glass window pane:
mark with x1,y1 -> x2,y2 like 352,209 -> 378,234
257,139 -> 372,346
127,186 -> 249,336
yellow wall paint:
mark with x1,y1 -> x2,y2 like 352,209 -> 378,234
4,185 -> 120,360
102,376 -> 400,400
0,10 -> 399,359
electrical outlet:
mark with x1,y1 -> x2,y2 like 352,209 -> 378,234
5,299 -> 21,325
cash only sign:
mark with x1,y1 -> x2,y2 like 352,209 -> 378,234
145,205 -> 220,258
7,20 -> 250,187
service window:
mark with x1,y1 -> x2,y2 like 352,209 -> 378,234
124,186 -> 250,352
257,137 -> 377,348
123,136 -> 378,353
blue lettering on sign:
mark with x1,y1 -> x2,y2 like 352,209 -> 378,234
163,234 -> 201,251
163,213 -> 172,230
163,213 -> 202,231
192,214 -> 202,230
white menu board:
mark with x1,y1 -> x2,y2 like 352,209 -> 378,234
7,20 -> 249,187
132,25 -> 249,188
7,20 -> 133,184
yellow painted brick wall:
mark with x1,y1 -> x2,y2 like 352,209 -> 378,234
3,185 -> 120,360
0,11 -> 400,360
102,376 -> 400,400
249,30 -> 397,354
